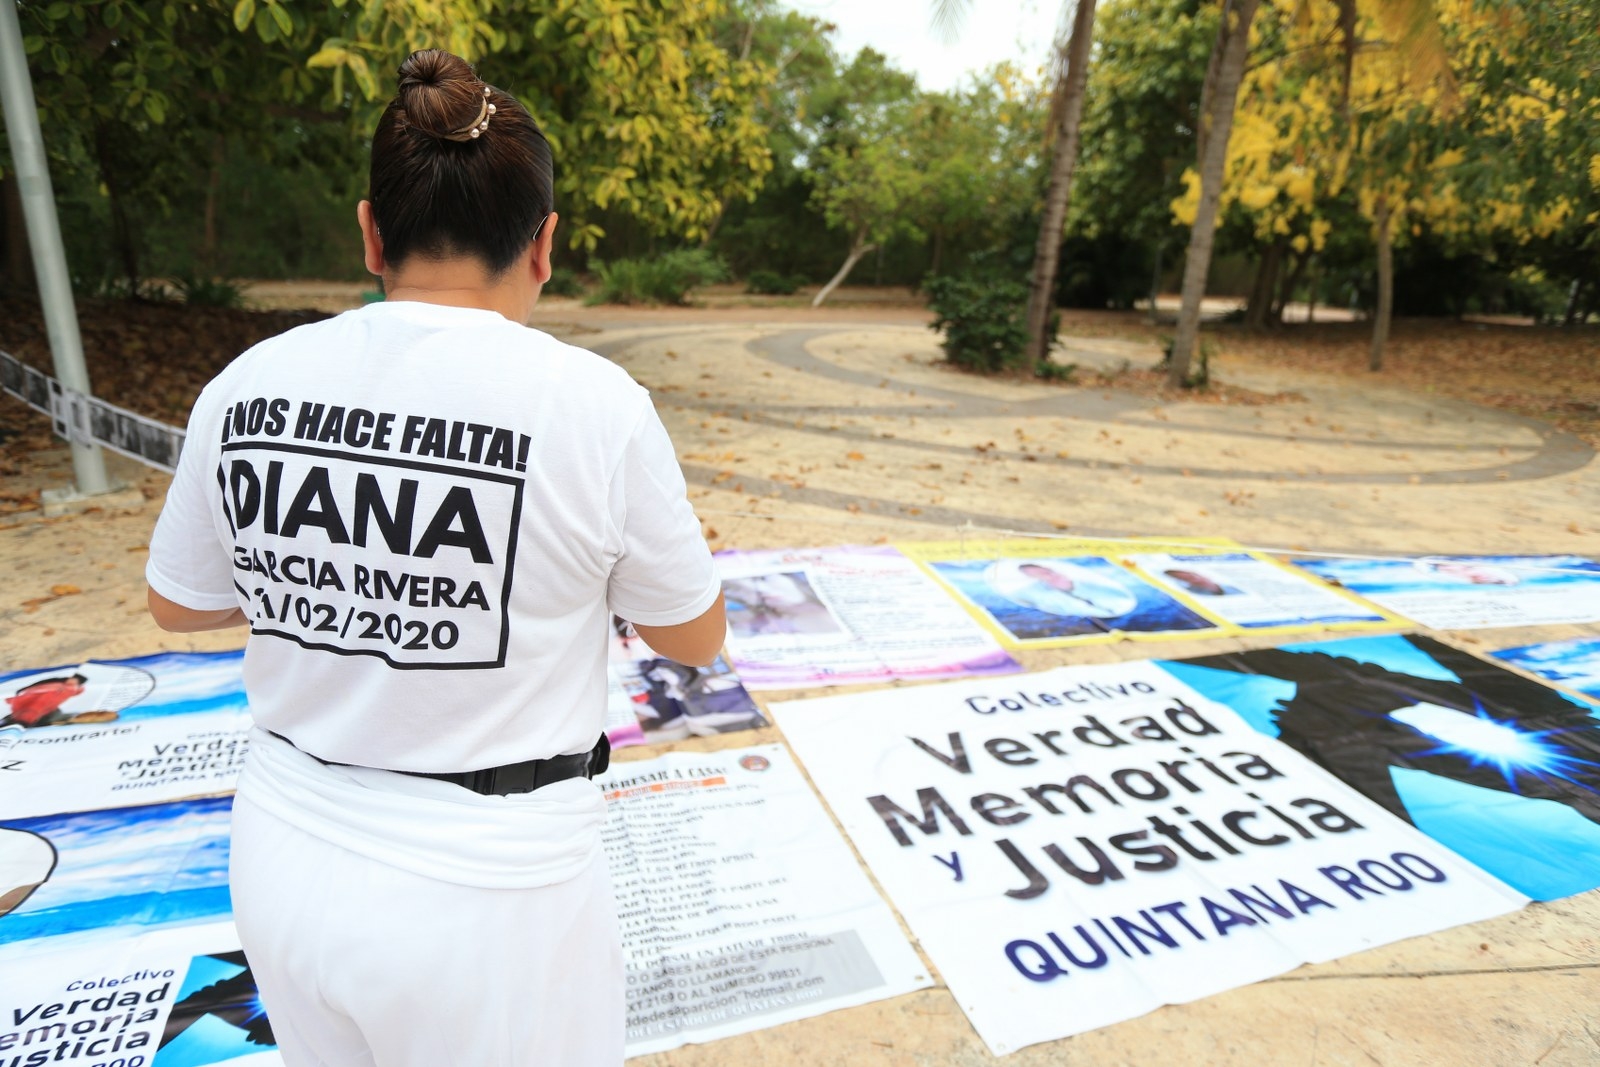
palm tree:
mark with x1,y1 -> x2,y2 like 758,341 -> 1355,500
934,0 -> 1098,364
1165,0 -> 1259,387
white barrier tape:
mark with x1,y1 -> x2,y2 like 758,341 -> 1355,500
0,349 -> 184,473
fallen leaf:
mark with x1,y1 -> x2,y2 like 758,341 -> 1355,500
50,584 -> 81,597
846,451 -> 865,461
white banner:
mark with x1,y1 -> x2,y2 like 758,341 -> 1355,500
0,654 -> 251,819
599,745 -> 931,1056
772,663 -> 1527,1055
0,923 -> 283,1066
1294,555 -> 1600,629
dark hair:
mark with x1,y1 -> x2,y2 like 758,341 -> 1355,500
368,50 -> 554,275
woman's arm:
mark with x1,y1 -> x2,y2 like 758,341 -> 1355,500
630,593 -> 726,668
147,587 -> 249,633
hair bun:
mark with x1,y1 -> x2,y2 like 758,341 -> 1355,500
397,49 -> 488,142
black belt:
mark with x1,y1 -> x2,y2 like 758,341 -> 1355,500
268,731 -> 611,797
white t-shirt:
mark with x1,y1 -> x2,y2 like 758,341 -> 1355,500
148,300 -> 720,773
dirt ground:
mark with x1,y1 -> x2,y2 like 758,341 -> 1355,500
2,292 -> 1598,1066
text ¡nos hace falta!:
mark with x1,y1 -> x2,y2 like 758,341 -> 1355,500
221,397 -> 532,472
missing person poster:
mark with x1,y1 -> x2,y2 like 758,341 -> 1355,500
1492,638 -> 1600,702
772,664 -> 1525,1055
0,653 -> 251,819
0,923 -> 282,1066
1291,555 -> 1600,630
901,539 -> 1222,649
1164,634 -> 1600,901
1122,551 -> 1392,632
600,745 -> 931,1056
901,539 -> 1395,650
605,619 -> 766,748
715,546 -> 1019,689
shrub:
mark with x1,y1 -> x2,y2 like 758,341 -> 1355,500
745,269 -> 799,295
925,274 -> 1033,373
542,267 -> 585,298
587,249 -> 728,306
170,273 -> 243,308
1159,334 -> 1216,388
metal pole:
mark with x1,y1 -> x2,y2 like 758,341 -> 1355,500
0,0 -> 110,496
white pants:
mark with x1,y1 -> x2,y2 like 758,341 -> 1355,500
229,768 -> 624,1066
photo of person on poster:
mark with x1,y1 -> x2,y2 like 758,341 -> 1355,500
723,571 -> 841,638
1162,568 -> 1239,597
1,673 -> 119,729
928,555 -> 1217,643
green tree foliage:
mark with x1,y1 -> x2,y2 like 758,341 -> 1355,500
804,49 -> 926,305
1068,0 -> 1215,306
3,0 -> 776,288
302,0 -> 775,249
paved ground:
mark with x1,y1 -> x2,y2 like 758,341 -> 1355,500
3,302 -> 1598,1066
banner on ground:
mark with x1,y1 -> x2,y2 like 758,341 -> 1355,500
0,349 -> 187,472
1491,638 -> 1600,702
1,727 -> 930,1053
0,922 -> 283,1066
1291,554 -> 1600,629
598,744 -> 931,1055
605,618 -> 766,748
1163,634 -> 1600,901
772,662 -> 1525,1056
1,796 -> 235,948
0,652 -> 251,819
900,538 -> 1394,649
715,545 -> 1020,689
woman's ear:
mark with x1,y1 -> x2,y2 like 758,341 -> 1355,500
531,212 -> 559,285
357,200 -> 385,277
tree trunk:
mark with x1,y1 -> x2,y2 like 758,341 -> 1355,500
929,228 -> 944,277
1272,248 -> 1309,324
93,120 -> 141,293
1167,0 -> 1261,387
1243,238 -> 1283,330
699,204 -> 726,247
1563,278 -> 1584,327
1023,0 -> 1098,364
812,229 -> 875,307
1369,197 -> 1393,371
1305,264 -> 1318,323
1146,240 -> 1164,322
0,175 -> 31,291
202,135 -> 225,271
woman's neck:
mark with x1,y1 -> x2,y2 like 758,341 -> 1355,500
382,257 -> 537,323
